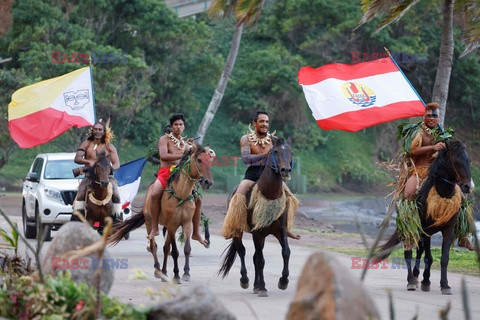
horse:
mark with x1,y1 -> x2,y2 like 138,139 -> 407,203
108,144 -> 213,283
219,137 -> 296,297
82,150 -> 115,233
377,139 -> 473,295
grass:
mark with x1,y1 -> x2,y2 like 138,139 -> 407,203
305,243 -> 480,277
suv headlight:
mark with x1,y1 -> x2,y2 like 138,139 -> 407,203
44,187 -> 63,203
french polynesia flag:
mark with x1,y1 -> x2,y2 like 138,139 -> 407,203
114,157 -> 147,210
298,57 -> 425,132
8,67 -> 95,148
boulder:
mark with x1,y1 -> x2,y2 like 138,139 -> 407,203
286,252 -> 380,320
41,222 -> 114,294
147,285 -> 235,320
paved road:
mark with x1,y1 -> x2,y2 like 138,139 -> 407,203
2,201 -> 480,319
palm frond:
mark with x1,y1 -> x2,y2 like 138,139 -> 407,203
208,0 -> 235,19
234,0 -> 265,26
456,0 -> 480,57
376,0 -> 421,33
357,0 -> 419,31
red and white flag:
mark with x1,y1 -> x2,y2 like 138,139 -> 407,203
298,57 -> 425,132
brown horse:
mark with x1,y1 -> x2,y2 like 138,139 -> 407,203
108,144 -> 213,283
219,137 -> 295,297
377,140 -> 473,294
84,150 -> 114,232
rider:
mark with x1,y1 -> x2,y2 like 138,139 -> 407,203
220,110 -> 300,240
147,113 -> 207,246
397,102 -> 474,250
73,119 -> 122,219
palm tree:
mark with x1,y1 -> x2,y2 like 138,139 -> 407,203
196,0 -> 266,144
357,0 -> 480,125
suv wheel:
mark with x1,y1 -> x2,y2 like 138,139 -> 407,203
22,200 -> 37,239
35,204 -> 52,242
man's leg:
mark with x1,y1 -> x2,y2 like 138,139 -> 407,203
192,198 -> 208,246
72,178 -> 88,220
221,179 -> 254,239
110,177 -> 122,220
147,179 -> 164,240
404,175 -> 418,200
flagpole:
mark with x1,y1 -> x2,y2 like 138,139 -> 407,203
384,47 -> 425,106
88,55 -> 97,123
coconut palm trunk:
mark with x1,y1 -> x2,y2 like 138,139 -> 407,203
431,0 -> 454,126
196,24 -> 243,144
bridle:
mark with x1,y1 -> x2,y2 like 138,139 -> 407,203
268,146 -> 293,174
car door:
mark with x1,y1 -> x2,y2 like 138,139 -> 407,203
26,157 -> 44,216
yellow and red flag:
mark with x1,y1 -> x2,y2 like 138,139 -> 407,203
8,67 -> 96,148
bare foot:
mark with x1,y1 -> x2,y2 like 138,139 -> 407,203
192,233 -> 210,248
458,239 -> 475,251
147,228 -> 159,240
287,231 -> 301,240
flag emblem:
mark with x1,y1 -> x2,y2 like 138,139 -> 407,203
63,89 -> 90,110
342,82 -> 376,107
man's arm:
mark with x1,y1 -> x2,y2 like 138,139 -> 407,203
240,136 -> 267,166
109,144 -> 120,171
74,141 -> 94,167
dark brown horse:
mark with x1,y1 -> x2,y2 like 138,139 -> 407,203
84,150 -> 114,232
378,140 -> 473,294
108,144 -> 213,283
219,137 -> 295,297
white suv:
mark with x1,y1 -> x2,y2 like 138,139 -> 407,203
22,153 -> 82,240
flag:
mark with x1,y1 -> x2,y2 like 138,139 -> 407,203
298,57 -> 425,132
8,67 -> 96,148
114,157 -> 147,209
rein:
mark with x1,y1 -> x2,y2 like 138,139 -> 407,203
165,150 -> 205,206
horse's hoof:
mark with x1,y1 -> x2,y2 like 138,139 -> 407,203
203,240 -> 210,249
173,277 -> 181,285
182,274 -> 191,282
441,287 -> 452,295
412,277 -> 419,286
240,280 -> 249,289
253,287 -> 259,294
407,283 -> 417,291
421,283 -> 430,292
278,278 -> 289,290
257,289 -> 268,297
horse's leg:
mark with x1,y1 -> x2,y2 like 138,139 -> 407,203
412,240 -> 424,288
405,249 -> 416,290
275,229 -> 290,290
421,236 -> 433,292
440,228 -> 454,295
161,230 -> 172,281
168,228 -> 181,284
252,233 -> 267,297
182,222 -> 193,281
235,235 -> 248,289
150,238 -> 163,279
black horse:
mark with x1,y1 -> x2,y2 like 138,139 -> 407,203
219,137 -> 295,297
378,140 -> 473,294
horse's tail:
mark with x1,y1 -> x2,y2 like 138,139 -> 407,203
218,240 -> 239,278
375,228 -> 401,260
108,210 -> 145,246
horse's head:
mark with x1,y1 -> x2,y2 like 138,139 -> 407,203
444,140 -> 473,194
189,143 -> 214,190
267,137 -> 293,181
91,150 -> 112,188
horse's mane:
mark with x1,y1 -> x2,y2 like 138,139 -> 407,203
168,144 -> 206,185
420,139 -> 465,200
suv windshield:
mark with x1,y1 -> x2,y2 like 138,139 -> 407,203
44,160 -> 82,180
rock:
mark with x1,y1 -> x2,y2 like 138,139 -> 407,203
41,222 -> 114,294
147,285 -> 235,320
286,252 -> 380,320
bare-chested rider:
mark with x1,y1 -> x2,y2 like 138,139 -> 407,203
147,113 -> 207,246
73,120 -> 122,218
221,110 -> 300,240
